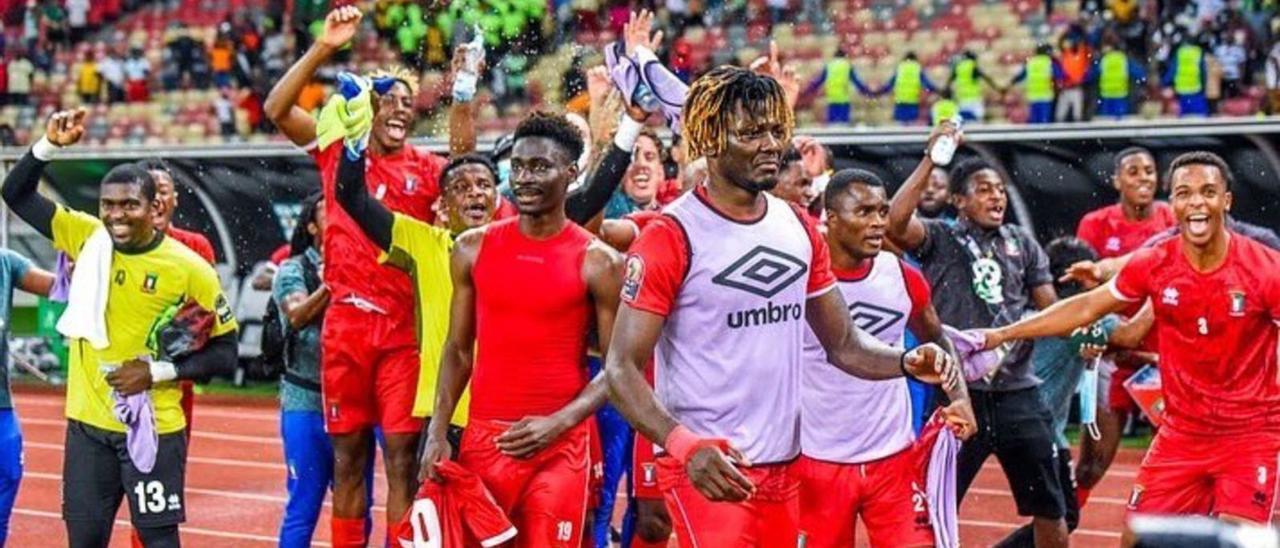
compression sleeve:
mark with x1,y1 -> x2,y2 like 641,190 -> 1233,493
1,150 -> 56,239
566,143 -> 632,225
335,149 -> 394,250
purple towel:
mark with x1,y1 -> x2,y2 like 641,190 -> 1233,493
942,324 -> 1004,381
49,252 -> 72,303
923,417 -> 960,548
113,390 -> 158,474
604,42 -> 689,134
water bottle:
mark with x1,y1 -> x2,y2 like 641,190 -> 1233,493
633,83 -> 660,113
452,28 -> 485,103
929,115 -> 963,166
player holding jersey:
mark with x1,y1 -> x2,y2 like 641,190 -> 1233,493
799,169 -> 976,547
604,66 -> 958,547
983,151 -> 1280,544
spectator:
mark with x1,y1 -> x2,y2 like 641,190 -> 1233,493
394,1 -> 427,69
805,48 -> 876,124
262,23 -> 290,83
66,0 -> 89,43
40,0 -> 67,45
948,50 -> 1000,122
917,166 -> 954,220
124,47 -> 151,103
1057,34 -> 1093,122
6,51 -> 32,106
878,52 -> 939,125
931,88 -> 960,125
76,50 -> 101,104
1264,38 -> 1280,113
1164,37 -> 1209,116
1213,30 -> 1247,98
20,1 -> 37,52
97,46 -> 126,104
210,35 -> 235,89
214,87 -> 236,137
1010,44 -> 1067,124
1088,39 -> 1147,119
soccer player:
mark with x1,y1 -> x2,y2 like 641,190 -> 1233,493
0,248 -> 51,546
982,151 -> 1280,544
799,168 -> 976,548
2,109 -> 237,547
418,112 -> 623,546
887,147 -> 1067,546
264,7 -> 477,541
603,66 -> 956,547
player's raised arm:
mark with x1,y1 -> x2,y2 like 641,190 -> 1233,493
2,109 -> 87,239
983,283 -> 1132,349
264,6 -> 361,146
887,123 -> 959,251
447,45 -> 478,156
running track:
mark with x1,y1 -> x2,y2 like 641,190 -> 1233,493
7,388 -> 1144,546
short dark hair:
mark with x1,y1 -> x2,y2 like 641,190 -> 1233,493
101,163 -> 157,201
289,191 -> 324,256
1167,150 -> 1233,191
824,168 -> 886,209
1112,146 -> 1153,173
442,153 -> 498,185
947,157 -> 998,197
512,111 -> 585,166
782,147 -> 802,168
1045,236 -> 1097,298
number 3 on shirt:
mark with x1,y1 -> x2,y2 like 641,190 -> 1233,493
1198,317 -> 1209,335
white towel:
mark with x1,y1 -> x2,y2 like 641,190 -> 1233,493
56,227 -> 112,349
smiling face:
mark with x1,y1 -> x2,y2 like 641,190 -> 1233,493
370,81 -> 415,153
1169,164 -> 1232,248
954,168 -> 1008,229
713,104 -> 788,193
826,183 -> 890,260
100,182 -> 159,248
442,163 -> 498,232
151,169 -> 177,229
510,137 -> 577,216
1114,152 -> 1158,210
624,135 -> 664,206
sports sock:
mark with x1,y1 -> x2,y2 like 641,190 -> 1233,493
1077,486 -> 1092,508
331,516 -> 367,548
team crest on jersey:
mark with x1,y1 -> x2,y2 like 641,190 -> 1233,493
215,295 -> 233,323
1105,237 -> 1121,252
1127,485 -> 1143,509
141,273 -> 159,294
1161,287 -> 1179,306
622,255 -> 644,302
1230,290 -> 1247,317
114,270 -> 126,286
404,176 -> 418,193
642,463 -> 656,485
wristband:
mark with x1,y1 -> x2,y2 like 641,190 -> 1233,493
663,425 -> 702,465
149,360 -> 178,383
32,136 -> 62,162
614,116 -> 644,151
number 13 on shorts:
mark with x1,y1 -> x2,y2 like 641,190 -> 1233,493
133,480 -> 181,514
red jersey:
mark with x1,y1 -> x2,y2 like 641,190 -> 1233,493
166,225 -> 215,265
469,218 -> 595,421
1076,202 -> 1176,259
395,461 -> 516,548
311,141 -> 443,318
1111,233 -> 1280,435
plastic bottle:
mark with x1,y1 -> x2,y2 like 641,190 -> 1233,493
929,115 -> 963,166
452,27 -> 485,103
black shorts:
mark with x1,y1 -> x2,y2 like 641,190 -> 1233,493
62,420 -> 188,528
956,387 -> 1067,520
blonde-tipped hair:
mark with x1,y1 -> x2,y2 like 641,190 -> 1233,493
683,66 -> 794,158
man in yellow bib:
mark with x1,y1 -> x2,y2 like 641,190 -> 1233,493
1,109 -> 238,548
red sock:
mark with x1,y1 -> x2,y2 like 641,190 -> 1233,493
1077,486 -> 1092,508
331,517 -> 366,548
129,530 -> 143,548
631,538 -> 670,548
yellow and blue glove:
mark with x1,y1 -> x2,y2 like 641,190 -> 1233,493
335,72 -> 373,159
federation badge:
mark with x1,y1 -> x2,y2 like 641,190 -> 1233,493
215,294 -> 233,323
405,175 -> 418,193
622,255 -> 644,302
1229,290 -> 1247,317
1127,485 -> 1143,510
142,272 -> 158,294
642,463 -> 656,485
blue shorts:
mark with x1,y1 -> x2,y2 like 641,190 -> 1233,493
1028,101 -> 1054,124
827,103 -> 852,124
894,103 -> 920,124
588,357 -> 634,547
279,410 -> 375,547
0,409 -> 21,547
1097,97 -> 1130,119
1178,93 -> 1209,116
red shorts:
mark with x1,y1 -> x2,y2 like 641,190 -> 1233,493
587,416 -> 603,510
797,450 -> 933,548
657,456 -> 799,548
1108,365 -> 1140,415
632,433 -> 661,500
321,304 -> 421,434
459,418 -> 591,547
1127,427 -> 1280,524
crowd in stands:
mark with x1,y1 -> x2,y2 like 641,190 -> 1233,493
0,0 -> 1275,145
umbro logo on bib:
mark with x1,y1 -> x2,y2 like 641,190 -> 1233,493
848,302 -> 905,336
712,246 -> 807,298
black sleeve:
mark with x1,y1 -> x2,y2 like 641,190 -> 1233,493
566,144 -> 632,225
1,152 -> 56,239
335,150 -> 394,250
174,332 -> 237,383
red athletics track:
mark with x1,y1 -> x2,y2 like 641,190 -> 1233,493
7,387 -> 1146,547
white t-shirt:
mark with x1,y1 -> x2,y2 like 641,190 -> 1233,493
124,58 -> 150,81
67,0 -> 90,28
97,57 -> 126,87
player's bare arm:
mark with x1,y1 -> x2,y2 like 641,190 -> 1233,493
17,263 -> 54,297
264,5 -> 361,146
1108,301 -> 1155,349
984,283 -> 1132,349
910,301 -> 977,440
1061,253 -> 1131,286
807,288 -> 959,387
599,219 -> 639,252
604,306 -> 757,502
280,286 -> 330,330
496,243 -> 622,459
419,228 -> 484,481
886,123 -> 958,251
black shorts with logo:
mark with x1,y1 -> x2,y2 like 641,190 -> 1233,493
955,387 -> 1067,520
62,419 -> 187,528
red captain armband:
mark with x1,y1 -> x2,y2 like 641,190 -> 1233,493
664,425 -> 731,465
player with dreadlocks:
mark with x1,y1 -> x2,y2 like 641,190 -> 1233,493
604,66 -> 960,547
263,6 -> 478,546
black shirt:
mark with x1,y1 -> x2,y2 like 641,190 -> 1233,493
915,217 -> 1054,391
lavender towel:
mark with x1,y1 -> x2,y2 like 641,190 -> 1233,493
113,390 -> 158,474
942,324 -> 1004,382
925,420 -> 960,548
49,252 -> 72,303
604,42 -> 689,134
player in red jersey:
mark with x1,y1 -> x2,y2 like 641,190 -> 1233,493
263,6 -> 477,545
604,67 -> 957,548
983,151 -> 1280,543
420,112 -> 622,547
1072,147 -> 1174,506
